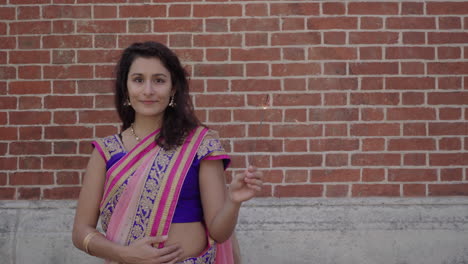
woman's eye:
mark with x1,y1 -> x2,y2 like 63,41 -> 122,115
134,78 -> 143,83
154,78 -> 165,84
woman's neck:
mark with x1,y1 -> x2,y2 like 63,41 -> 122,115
132,115 -> 162,138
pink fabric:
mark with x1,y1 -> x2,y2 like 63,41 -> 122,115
215,238 -> 235,264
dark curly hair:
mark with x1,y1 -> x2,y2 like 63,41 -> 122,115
115,41 -> 201,149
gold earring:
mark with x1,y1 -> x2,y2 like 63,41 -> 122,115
169,96 -> 175,107
124,99 -> 131,106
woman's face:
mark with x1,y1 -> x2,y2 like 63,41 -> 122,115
127,57 -> 173,120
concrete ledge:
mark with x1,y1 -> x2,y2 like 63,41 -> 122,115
1,198 -> 467,264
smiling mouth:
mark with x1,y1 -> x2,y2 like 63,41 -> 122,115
140,100 -> 158,104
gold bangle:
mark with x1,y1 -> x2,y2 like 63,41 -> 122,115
83,231 -> 101,255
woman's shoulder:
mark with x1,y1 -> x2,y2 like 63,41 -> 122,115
92,133 -> 125,162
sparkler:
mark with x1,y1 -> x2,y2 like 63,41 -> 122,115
249,94 -> 270,166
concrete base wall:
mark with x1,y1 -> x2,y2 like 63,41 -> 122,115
1,198 -> 467,264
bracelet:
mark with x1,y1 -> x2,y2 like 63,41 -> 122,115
83,231 -> 101,255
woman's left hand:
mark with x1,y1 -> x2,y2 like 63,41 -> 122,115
228,166 -> 263,204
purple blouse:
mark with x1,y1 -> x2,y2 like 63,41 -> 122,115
92,130 -> 230,223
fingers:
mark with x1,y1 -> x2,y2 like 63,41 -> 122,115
159,244 -> 184,264
145,235 -> 168,245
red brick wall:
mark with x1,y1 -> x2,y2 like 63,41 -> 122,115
0,1 -> 467,200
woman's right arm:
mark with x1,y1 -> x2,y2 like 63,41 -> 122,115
72,149 -> 183,264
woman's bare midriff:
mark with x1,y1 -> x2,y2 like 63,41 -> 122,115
166,222 -> 207,259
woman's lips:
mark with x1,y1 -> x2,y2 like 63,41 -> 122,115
140,100 -> 157,105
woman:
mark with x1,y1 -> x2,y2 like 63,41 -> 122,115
72,41 -> 263,264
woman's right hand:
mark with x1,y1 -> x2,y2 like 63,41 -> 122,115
120,236 -> 183,264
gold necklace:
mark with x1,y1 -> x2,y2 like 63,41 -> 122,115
130,123 -> 140,141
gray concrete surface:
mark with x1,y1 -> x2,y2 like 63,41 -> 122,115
0,198 -> 467,264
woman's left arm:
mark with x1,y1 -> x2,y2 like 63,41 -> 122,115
199,160 -> 263,243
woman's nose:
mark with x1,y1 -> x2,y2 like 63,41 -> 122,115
142,81 -> 154,95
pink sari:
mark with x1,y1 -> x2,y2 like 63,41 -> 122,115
93,127 -> 234,264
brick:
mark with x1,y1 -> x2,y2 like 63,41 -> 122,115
231,18 -> 279,31
429,122 -> 467,135
360,17 -> 383,30
323,2 -> 345,15
77,20 -> 125,33
348,2 -> 398,14
0,7 -> 15,20
438,47 -> 461,59
362,168 -> 385,182
45,126 -> 92,139
0,67 -> 16,80
310,108 -> 358,121
54,141 -> 77,154
440,168 -> 463,181
19,126 -> 42,140
79,110 -> 119,123
43,187 -> 81,199
285,139 -> 307,152
325,124 -> 347,137
10,172 -> 54,185
57,171 -> 81,185
0,37 -> 15,49
194,64 -> 243,77
439,137 -> 461,150
169,4 -> 191,17
18,188 -> 41,200
271,32 -> 320,46
387,17 -> 436,29
324,93 -> 347,106
386,47 -> 434,60
128,20 -> 151,33
0,188 -> 16,199
388,169 -> 437,182
362,138 -> 385,151
352,154 -> 400,166
404,153 -> 426,166
402,92 -> 424,105
439,108 -> 461,120
245,33 -> 268,47
350,62 -> 398,75
205,79 -> 228,92
310,139 -> 358,152
270,3 -> 319,16
388,108 -> 436,120
232,79 -> 280,92
325,185 -> 348,197
232,48 -> 280,61
324,63 -> 347,75
234,109 -> 281,123
9,81 -> 51,95
273,124 -> 322,138
284,108 -> 307,123
283,78 -> 306,91
95,35 -> 116,48
438,17 -> 461,29
429,184 -> 468,196
351,92 -> 399,105
430,153 -> 468,166
193,4 -> 241,17
19,96 -> 42,110
119,5 -> 165,17
428,33 -> 468,44
54,81 -> 76,94
403,123 -> 426,136
9,51 -> 50,64
402,2 -> 424,15
324,32 -> 346,44
10,111 -> 50,125
53,20 -> 74,34
43,5 -> 91,18
18,6 -> 40,19
307,17 -> 357,29
43,35 -> 92,48
274,93 -> 320,106
401,62 -> 425,75
195,94 -> 244,108
234,139 -> 282,153
349,32 -> 398,44
388,138 -> 436,151
0,157 -> 17,170
311,169 -> 359,182
77,49 -> 121,63
205,19 -> 228,32
284,170 -> 307,183
274,185 -> 323,197
10,21 -> 51,35
0,97 -> 17,109
352,184 -> 400,197
403,184 -> 426,197
325,153 -> 348,167
43,156 -> 88,170
18,36 -> 40,50
386,77 -> 435,90
360,47 -> 382,60
427,2 -> 468,14
246,3 -> 267,16
309,47 -> 356,60
78,80 -> 114,94
154,19 -> 203,32
52,50 -> 75,64
0,127 -> 18,140
94,5 -> 117,18
44,66 -> 93,79
272,63 -> 320,76
428,92 -> 468,105
281,17 -> 305,30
